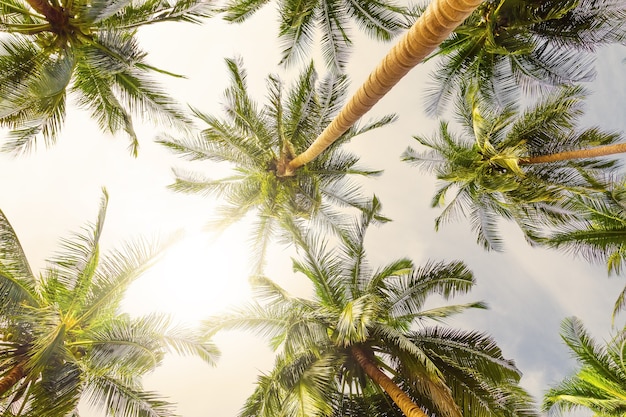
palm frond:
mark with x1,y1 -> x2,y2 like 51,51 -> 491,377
344,0 -> 406,41
0,208 -> 38,312
277,0 -> 319,69
220,0 -> 271,22
83,373 -> 176,417
96,0 -> 213,28
76,234 -> 177,325
315,0 -> 351,72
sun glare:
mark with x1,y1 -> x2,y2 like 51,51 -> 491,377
122,228 -> 253,324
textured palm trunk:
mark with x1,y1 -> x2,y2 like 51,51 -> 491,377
520,143 -> 626,165
283,0 -> 483,175
0,361 -> 26,397
351,346 -> 429,417
24,0 -> 67,30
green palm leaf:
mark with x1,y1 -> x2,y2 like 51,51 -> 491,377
543,317 -> 626,416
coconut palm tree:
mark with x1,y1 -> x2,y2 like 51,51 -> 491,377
158,57 -> 393,270
0,0 -> 212,155
0,190 -> 218,417
218,0 -> 409,72
203,198 -> 538,417
420,0 -> 626,115
282,0 -> 483,172
402,84 -> 624,251
543,317 -> 626,416
543,181 -> 626,319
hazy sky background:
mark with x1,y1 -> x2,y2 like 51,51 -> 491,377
0,3 -> 625,417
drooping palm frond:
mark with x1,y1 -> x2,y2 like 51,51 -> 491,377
544,183 -> 626,273
542,182 -> 626,319
218,0 -> 408,71
422,0 -> 626,115
93,0 -> 213,28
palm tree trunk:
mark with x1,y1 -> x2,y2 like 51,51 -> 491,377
283,0 -> 483,175
521,143 -> 626,164
24,0 -> 66,28
351,345 -> 429,417
0,361 -> 26,397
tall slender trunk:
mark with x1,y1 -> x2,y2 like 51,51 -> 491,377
0,361 -> 26,397
520,143 -> 626,165
351,345 -> 428,417
283,0 -> 483,175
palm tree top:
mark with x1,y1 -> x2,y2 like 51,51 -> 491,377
204,199 -> 537,417
0,189 -> 218,416
543,317 -> 626,417
159,57 -> 394,272
403,84 -> 623,251
0,0 -> 213,155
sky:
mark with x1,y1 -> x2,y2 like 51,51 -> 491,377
0,3 -> 626,417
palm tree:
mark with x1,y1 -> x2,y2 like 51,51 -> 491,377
283,0 -> 484,172
420,0 -> 626,115
156,0 -> 490,250
402,84 -> 624,251
204,198 -> 537,417
218,0 -> 409,72
543,182 -> 626,319
158,57 -> 393,269
0,0 -> 212,155
0,190 -> 218,417
543,316 -> 626,416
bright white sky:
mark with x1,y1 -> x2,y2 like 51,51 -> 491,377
0,3 -> 625,417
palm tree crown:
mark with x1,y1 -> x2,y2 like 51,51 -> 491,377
422,0 -> 626,115
402,85 -> 622,251
159,58 -> 394,270
204,198 -> 537,417
0,0 -> 212,155
0,190 -> 218,417
543,317 -> 626,416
